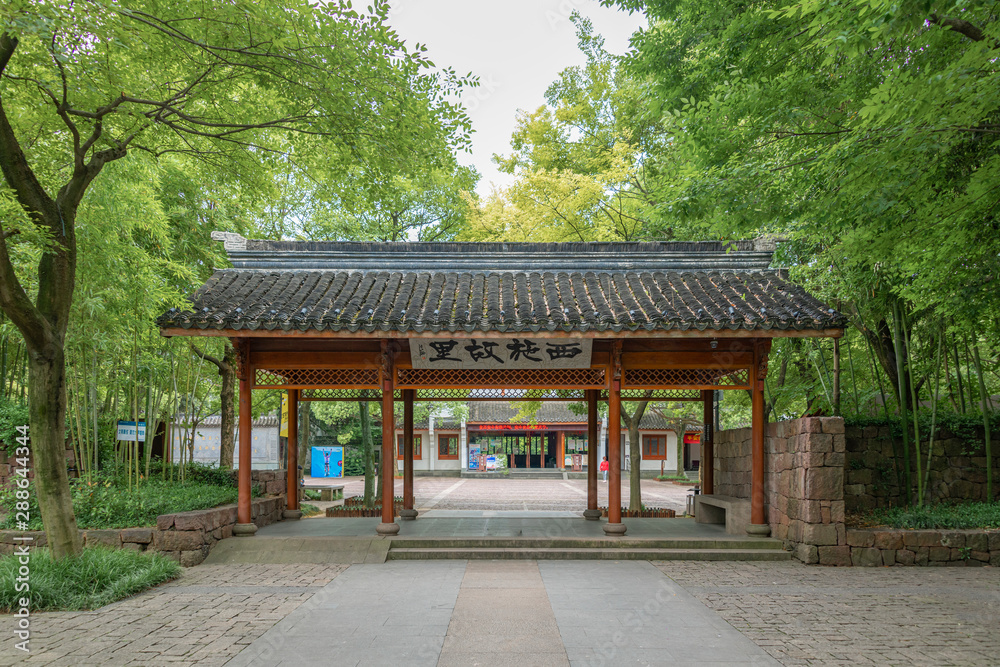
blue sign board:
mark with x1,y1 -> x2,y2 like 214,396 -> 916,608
310,447 -> 343,478
468,446 -> 480,470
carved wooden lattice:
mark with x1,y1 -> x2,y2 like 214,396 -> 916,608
622,367 -> 751,390
254,368 -> 379,389
300,388 -> 392,401
607,389 -> 704,401
397,367 -> 606,389
415,388 -> 589,401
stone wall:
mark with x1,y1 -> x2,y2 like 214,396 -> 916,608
844,528 -> 1000,567
0,446 -> 77,489
844,425 -> 1000,511
0,469 -> 288,566
715,417 -> 848,565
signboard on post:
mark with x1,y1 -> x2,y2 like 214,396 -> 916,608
411,338 -> 593,369
116,421 -> 146,442
468,447 -> 480,470
280,394 -> 289,438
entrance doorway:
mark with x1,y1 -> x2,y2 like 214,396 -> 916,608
469,431 -> 556,469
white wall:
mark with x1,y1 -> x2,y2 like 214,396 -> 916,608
620,430 -> 679,473
394,429 -> 462,471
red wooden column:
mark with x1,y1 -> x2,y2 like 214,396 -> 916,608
283,389 -> 302,519
400,389 -> 418,520
234,340 -> 256,536
584,389 -> 601,520
748,339 -> 772,536
378,342 -> 400,535
701,389 -> 714,496
604,342 -> 626,535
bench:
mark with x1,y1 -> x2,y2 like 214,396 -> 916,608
301,484 -> 344,501
694,494 -> 751,535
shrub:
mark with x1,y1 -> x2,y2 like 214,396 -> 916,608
0,397 -> 30,455
301,503 -> 322,517
860,501 -> 1000,530
0,477 -> 244,530
0,547 -> 180,611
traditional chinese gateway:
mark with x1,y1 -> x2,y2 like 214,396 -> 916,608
157,236 -> 845,536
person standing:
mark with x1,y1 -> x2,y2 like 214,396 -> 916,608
600,456 -> 609,483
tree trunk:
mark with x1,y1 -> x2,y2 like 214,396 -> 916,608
28,345 -> 81,558
218,344 -> 236,469
298,401 -> 311,478
361,401 -> 375,507
621,398 -> 649,511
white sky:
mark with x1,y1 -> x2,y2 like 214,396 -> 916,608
388,1 -> 646,196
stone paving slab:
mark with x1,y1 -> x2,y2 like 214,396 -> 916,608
656,561 -> 1000,666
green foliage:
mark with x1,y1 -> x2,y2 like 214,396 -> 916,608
0,472 -> 250,530
844,412 -> 1000,450
300,503 -> 322,517
0,395 -> 29,454
861,501 -> 1000,530
0,547 -> 180,611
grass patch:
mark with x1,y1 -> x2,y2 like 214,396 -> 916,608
303,489 -> 322,501
0,547 -> 180,611
656,475 -> 694,482
301,503 -> 322,517
854,501 -> 1000,530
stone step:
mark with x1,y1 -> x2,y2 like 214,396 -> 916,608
387,547 -> 791,561
389,537 -> 782,551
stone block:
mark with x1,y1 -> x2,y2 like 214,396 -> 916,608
179,546 -> 209,567
881,550 -> 896,566
800,500 -> 823,523
914,548 -> 929,566
966,533 -> 988,552
805,467 -> 844,501
940,532 -> 966,549
818,545 -> 852,566
121,528 -> 153,544
221,525 -> 233,540
787,519 -> 804,543
852,547 -> 882,567
847,469 -> 873,485
159,530 -> 205,551
987,531 -> 1000,552
928,546 -> 951,561
832,434 -> 846,453
820,417 -> 845,435
795,543 -> 819,564
156,514 -> 175,530
83,530 -> 121,548
801,419 -> 823,434
805,433 -> 834,453
847,530 -> 875,548
873,531 -> 904,551
844,484 -> 866,497
903,531 -> 942,548
802,523 -> 839,546
121,542 -> 143,552
896,549 -> 915,565
825,452 -> 845,468
831,501 -> 845,523
173,512 -> 205,532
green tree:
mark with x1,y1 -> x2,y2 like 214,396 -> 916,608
0,0 -> 470,557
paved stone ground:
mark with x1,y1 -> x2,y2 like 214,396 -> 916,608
4,559 -> 999,665
0,565 -> 346,666
310,476 -> 692,513
656,561 -> 1000,666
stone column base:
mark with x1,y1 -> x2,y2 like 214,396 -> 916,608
746,523 -> 772,537
233,523 -> 258,537
399,509 -> 418,521
282,510 -> 303,520
376,522 -> 400,536
583,509 -> 602,521
603,522 -> 628,536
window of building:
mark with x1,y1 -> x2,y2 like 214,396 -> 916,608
642,435 -> 667,459
438,434 -> 459,459
397,434 -> 422,460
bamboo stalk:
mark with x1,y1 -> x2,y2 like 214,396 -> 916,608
892,300 -> 913,505
846,333 -> 860,414
923,329 -> 943,502
971,339 -> 993,501
900,308 -> 923,504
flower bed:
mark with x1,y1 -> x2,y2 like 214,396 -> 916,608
599,507 -> 677,518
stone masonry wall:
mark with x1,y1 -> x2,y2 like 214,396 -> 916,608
715,417 -> 849,565
845,528 -> 1000,567
0,446 -> 77,489
0,469 -> 288,566
844,425 -> 1000,512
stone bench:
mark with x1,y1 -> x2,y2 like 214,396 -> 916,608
302,484 -> 344,501
695,494 -> 751,535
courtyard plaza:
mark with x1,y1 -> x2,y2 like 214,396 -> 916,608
304,475 -> 695,514
1,558 -> 997,666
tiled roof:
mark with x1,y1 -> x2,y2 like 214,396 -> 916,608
468,402 -> 702,431
157,239 -> 844,334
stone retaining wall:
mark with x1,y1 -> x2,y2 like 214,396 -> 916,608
715,417 -> 848,564
844,425 -> 1000,511
0,469 -> 288,566
0,447 -> 77,489
0,495 -> 284,566
844,528 -> 1000,567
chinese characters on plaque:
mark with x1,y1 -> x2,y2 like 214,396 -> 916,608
411,338 -> 593,369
